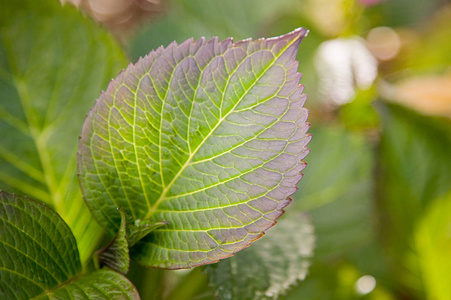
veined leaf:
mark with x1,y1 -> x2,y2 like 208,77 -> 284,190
0,191 -> 140,299
204,213 -> 315,300
126,213 -> 168,248
78,28 -> 310,269
34,269 -> 140,300
0,191 -> 80,299
96,209 -> 130,274
0,0 -> 127,264
95,209 -> 166,274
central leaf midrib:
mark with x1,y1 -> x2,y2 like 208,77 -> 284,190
2,31 -> 62,211
145,37 -> 298,219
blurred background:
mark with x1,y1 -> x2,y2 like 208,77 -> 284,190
66,0 -> 451,298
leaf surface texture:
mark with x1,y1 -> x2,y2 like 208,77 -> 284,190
34,269 -> 140,300
204,213 -> 315,300
79,28 -> 310,268
0,191 -> 80,299
0,191 -> 140,299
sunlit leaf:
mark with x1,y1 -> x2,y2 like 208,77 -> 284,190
0,0 -> 127,264
415,192 -> 451,300
204,213 -> 315,300
79,28 -> 310,268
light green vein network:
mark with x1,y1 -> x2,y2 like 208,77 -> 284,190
79,28 -> 310,268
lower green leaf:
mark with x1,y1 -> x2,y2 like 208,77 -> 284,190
204,213 -> 315,300
34,269 -> 140,300
0,191 -> 80,299
0,191 -> 140,299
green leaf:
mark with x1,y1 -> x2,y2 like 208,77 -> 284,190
96,209 -> 130,274
0,190 -> 140,299
414,192 -> 451,300
78,28 -> 310,268
0,190 -> 80,299
204,213 -> 314,300
377,102 -> 451,243
0,0 -> 127,264
95,209 -> 166,274
127,216 -> 168,248
34,269 -> 140,300
292,126 -> 374,259
376,103 -> 451,294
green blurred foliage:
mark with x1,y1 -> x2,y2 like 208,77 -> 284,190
0,0 -> 127,266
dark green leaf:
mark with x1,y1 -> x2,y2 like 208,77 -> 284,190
96,208 -> 166,274
376,103 -> 451,293
127,218 -> 168,248
34,269 -> 140,300
204,213 -> 315,300
0,191 -> 140,299
292,126 -> 374,259
0,191 -> 80,299
79,28 -> 310,268
0,0 -> 127,264
96,209 -> 130,274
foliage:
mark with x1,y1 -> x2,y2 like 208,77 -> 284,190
1,0 -> 312,298
1,0 -> 450,299
0,0 -> 127,265
78,27 -> 310,269
0,191 -> 139,299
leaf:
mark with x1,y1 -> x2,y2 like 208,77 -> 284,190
0,190 -> 140,299
376,103 -> 451,293
96,209 -> 130,274
95,209 -> 166,274
78,28 -> 310,269
0,190 -> 80,299
127,216 -> 168,248
377,103 -> 451,246
414,192 -> 451,300
34,269 -> 140,300
204,213 -> 315,300
292,126 -> 374,259
0,0 -> 127,264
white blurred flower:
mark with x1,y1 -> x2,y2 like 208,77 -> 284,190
315,37 -> 378,105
